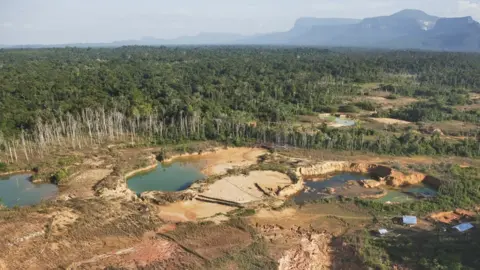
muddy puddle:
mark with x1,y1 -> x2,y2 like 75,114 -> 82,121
294,173 -> 371,203
127,159 -> 206,194
0,174 -> 58,207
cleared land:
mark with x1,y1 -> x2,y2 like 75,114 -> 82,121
201,170 -> 292,204
369,117 -> 411,125
172,147 -> 267,176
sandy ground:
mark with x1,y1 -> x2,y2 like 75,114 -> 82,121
201,171 -> 292,204
173,147 -> 267,176
250,204 -> 372,237
251,205 -> 369,269
369,117 -> 411,125
69,237 -> 186,269
156,170 -> 292,222
470,93 -> 480,100
61,168 -> 113,198
156,200 -> 235,222
360,95 -> 418,109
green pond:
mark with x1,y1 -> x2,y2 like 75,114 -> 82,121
375,190 -> 414,203
294,173 -> 370,203
127,160 -> 205,194
0,174 -> 58,207
375,185 -> 437,204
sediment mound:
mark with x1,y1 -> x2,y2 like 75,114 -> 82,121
140,190 -> 196,205
359,179 -> 382,188
94,174 -> 136,200
278,233 -> 332,270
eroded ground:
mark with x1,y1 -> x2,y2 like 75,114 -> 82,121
0,145 -> 478,269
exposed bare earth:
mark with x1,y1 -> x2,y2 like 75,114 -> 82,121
1,144 -> 476,269
60,169 -> 113,198
355,95 -> 418,110
156,200 -> 235,222
278,233 -> 333,270
201,170 -> 292,204
192,147 -> 267,175
369,117 -> 412,125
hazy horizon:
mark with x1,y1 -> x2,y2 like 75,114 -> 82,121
1,0 -> 480,45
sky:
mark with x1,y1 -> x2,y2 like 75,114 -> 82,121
1,0 -> 480,45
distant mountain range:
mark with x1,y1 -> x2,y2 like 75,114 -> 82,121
3,9 -> 480,52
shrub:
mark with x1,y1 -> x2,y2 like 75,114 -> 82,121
51,168 -> 68,184
339,104 -> 359,113
0,162 -> 7,172
315,105 -> 339,113
355,101 -> 377,111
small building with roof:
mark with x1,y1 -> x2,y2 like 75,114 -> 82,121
452,223 -> 474,232
402,216 -> 417,226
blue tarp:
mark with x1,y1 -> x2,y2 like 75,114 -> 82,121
453,223 -> 474,232
402,216 -> 417,225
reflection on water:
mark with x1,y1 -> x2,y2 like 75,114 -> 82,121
127,160 -> 205,194
0,174 -> 58,207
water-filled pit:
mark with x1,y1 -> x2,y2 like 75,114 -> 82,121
376,185 -> 437,204
294,173 -> 438,204
294,173 -> 372,203
0,174 -> 58,207
127,159 -> 205,194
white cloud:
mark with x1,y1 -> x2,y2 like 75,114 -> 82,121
457,0 -> 480,18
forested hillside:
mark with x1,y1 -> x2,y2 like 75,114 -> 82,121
0,46 -> 479,159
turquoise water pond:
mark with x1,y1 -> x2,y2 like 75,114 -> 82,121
0,174 -> 58,207
127,160 -> 205,194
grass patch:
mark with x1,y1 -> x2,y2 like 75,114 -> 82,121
229,208 -> 256,217
50,168 -> 69,184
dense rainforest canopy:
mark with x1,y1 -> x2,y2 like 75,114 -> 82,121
1,46 -> 480,132
0,46 -> 479,157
